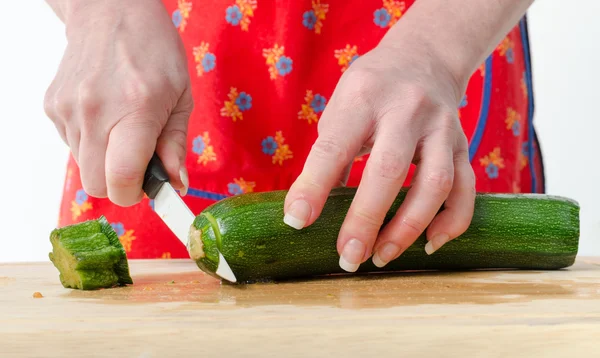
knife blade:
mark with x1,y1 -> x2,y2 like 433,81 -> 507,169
142,153 -> 237,283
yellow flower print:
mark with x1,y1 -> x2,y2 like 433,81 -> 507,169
227,177 -> 256,195
478,62 -> 486,77
263,44 -> 293,79
70,189 -> 92,221
298,90 -> 327,124
161,252 -> 172,259
172,0 -> 193,33
302,0 -> 329,34
221,87 -> 252,122
479,147 -> 505,179
496,36 -> 515,64
334,45 -> 359,72
505,107 -> 521,136
262,131 -> 293,165
192,132 -> 217,166
110,222 -> 136,253
193,42 -> 216,77
225,0 -> 257,31
374,0 -> 406,28
519,153 -> 528,170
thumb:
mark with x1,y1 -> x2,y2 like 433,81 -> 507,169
155,88 -> 193,196
105,115 -> 161,207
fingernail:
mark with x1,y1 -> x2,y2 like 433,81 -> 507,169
372,242 -> 401,268
179,167 -> 189,197
425,233 -> 450,255
339,238 -> 366,272
283,200 -> 311,230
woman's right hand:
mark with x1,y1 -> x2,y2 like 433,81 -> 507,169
44,0 -> 193,206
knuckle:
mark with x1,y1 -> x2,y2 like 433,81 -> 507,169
351,207 -> 385,228
122,78 -> 156,107
77,79 -> 103,118
368,150 -> 407,182
339,68 -> 379,108
106,164 -> 144,188
311,137 -> 349,164
424,168 -> 454,194
52,88 -> 73,120
399,215 -> 427,236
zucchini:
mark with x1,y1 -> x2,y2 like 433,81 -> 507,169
49,216 -> 133,290
188,187 -> 580,283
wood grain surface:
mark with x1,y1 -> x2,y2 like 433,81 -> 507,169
1,257 -> 599,357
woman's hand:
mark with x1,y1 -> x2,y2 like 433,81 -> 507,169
284,41 -> 476,271
284,0 -> 534,272
44,0 -> 192,206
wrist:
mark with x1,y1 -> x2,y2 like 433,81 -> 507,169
61,0 -> 165,36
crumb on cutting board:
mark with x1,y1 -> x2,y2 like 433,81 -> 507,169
33,292 -> 43,298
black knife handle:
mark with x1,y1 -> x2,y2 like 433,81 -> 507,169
143,153 -> 170,199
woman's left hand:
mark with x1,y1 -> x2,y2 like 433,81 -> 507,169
283,40 -> 476,272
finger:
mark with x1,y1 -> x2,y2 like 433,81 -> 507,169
105,116 -> 161,207
66,127 -> 81,164
337,162 -> 353,187
372,130 -> 454,268
337,129 -> 417,272
283,105 -> 370,230
424,146 -> 476,255
78,127 -> 108,198
155,87 -> 193,196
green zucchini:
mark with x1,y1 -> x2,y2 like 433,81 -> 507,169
49,216 -> 133,290
188,187 -> 580,283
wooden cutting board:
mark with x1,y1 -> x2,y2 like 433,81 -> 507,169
1,257 -> 599,357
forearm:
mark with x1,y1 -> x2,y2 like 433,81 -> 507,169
380,0 -> 534,94
45,0 -> 167,25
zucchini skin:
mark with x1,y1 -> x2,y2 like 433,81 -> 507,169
49,216 -> 133,290
190,187 -> 580,283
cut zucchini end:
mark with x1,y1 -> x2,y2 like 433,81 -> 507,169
188,214 -> 224,281
48,216 -> 133,290
188,225 -> 205,261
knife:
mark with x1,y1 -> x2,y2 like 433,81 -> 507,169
142,153 -> 237,283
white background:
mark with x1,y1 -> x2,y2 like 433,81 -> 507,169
0,1 -> 597,263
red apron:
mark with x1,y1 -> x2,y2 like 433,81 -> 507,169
58,0 -> 545,259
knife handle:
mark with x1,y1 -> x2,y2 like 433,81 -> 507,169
143,153 -> 170,200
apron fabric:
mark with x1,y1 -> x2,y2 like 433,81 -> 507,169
57,0 -> 545,259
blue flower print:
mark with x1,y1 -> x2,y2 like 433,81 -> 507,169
193,136 -> 206,155
262,136 -> 278,155
459,95 -> 468,109
111,223 -> 125,237
276,56 -> 293,76
172,9 -> 182,28
522,142 -> 529,156
228,183 -> 243,196
202,53 -> 216,72
311,94 -> 327,113
226,5 -> 243,26
149,199 -> 155,211
349,54 -> 359,66
374,8 -> 391,28
236,92 -> 253,111
506,48 -> 514,64
512,120 -> 520,136
303,10 -> 317,30
75,189 -> 88,206
486,163 -> 499,179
